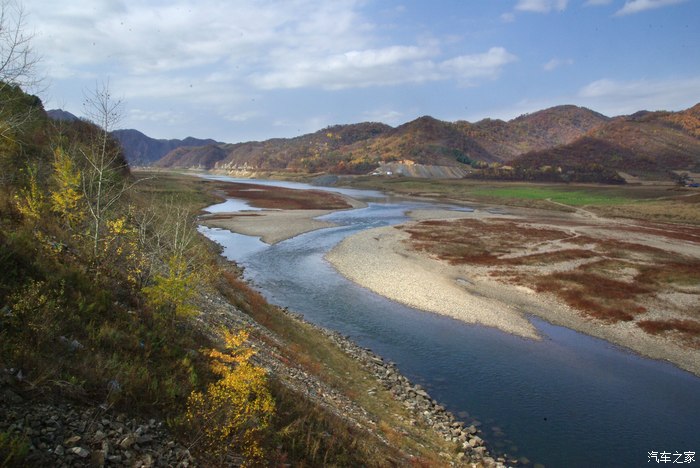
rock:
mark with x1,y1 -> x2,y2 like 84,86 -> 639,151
54,445 -> 64,456
64,435 -> 81,446
120,433 -> 137,448
92,449 -> 106,466
69,446 -> 90,458
469,436 -> 483,447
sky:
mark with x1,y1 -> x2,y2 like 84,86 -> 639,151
19,0 -> 700,143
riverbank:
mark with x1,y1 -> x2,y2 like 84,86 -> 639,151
199,180 -> 366,243
325,207 -> 700,376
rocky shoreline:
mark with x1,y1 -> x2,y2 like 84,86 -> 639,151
280,309 -> 510,467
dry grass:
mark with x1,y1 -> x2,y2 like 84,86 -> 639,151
397,215 -> 700,343
533,272 -> 650,323
637,319 -> 700,349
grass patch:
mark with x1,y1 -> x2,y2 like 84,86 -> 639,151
396,215 -> 700,331
348,177 -> 699,222
470,186 -> 626,206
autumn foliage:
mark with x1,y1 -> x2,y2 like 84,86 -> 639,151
185,330 -> 274,465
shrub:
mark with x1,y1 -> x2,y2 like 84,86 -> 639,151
185,330 -> 274,465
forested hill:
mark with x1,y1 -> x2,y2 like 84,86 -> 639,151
153,105 -> 608,173
511,105 -> 700,181
145,102 -> 700,182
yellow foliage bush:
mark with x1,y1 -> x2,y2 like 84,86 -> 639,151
50,147 -> 84,229
14,166 -> 44,221
186,330 -> 274,465
142,255 -> 199,320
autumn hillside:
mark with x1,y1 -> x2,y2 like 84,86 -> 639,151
513,107 -> 700,179
120,102 -> 700,183
151,105 -> 610,172
454,105 -> 610,161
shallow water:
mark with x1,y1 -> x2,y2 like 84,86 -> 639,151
199,178 -> 700,468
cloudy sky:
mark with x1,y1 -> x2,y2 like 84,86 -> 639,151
21,0 -> 700,143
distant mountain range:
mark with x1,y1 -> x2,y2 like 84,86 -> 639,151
111,129 -> 221,166
46,109 -> 221,166
49,103 -> 700,182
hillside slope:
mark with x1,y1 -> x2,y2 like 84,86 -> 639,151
153,106 -> 609,174
455,105 -> 609,161
513,107 -> 700,179
148,102 -> 700,181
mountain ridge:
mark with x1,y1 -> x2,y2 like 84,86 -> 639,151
108,102 -> 700,181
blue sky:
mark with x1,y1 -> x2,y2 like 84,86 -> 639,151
22,0 -> 700,143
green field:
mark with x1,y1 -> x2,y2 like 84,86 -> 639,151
470,186 -> 626,206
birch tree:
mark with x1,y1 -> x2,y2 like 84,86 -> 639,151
79,82 -> 130,258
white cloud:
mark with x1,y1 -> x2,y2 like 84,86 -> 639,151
515,0 -> 568,13
440,47 -> 518,85
128,108 -> 187,125
577,76 -> 700,114
472,76 -> 700,123
253,46 -> 516,90
615,0 -> 688,15
223,111 -> 263,123
543,58 -> 574,71
24,0 -> 514,97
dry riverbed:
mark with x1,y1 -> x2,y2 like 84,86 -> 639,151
200,180 -> 700,376
327,206 -> 700,376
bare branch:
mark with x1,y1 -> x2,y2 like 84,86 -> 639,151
0,0 -> 40,90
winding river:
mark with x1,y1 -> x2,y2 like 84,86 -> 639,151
199,176 -> 700,468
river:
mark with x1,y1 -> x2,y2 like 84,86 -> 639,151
198,176 -> 700,468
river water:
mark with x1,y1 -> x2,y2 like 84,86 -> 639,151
198,176 -> 700,468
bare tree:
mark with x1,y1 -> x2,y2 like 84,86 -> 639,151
80,82 -> 130,258
0,0 -> 40,138
0,0 -> 38,89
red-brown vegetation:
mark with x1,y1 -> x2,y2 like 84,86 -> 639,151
637,319 -> 700,349
397,215 -> 700,334
217,182 -> 352,210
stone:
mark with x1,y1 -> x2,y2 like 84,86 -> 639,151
120,434 -> 137,448
64,435 -> 81,446
69,446 -> 90,458
92,449 -> 106,466
54,445 -> 65,456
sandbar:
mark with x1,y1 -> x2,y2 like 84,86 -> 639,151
201,209 -> 338,244
325,208 -> 700,376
